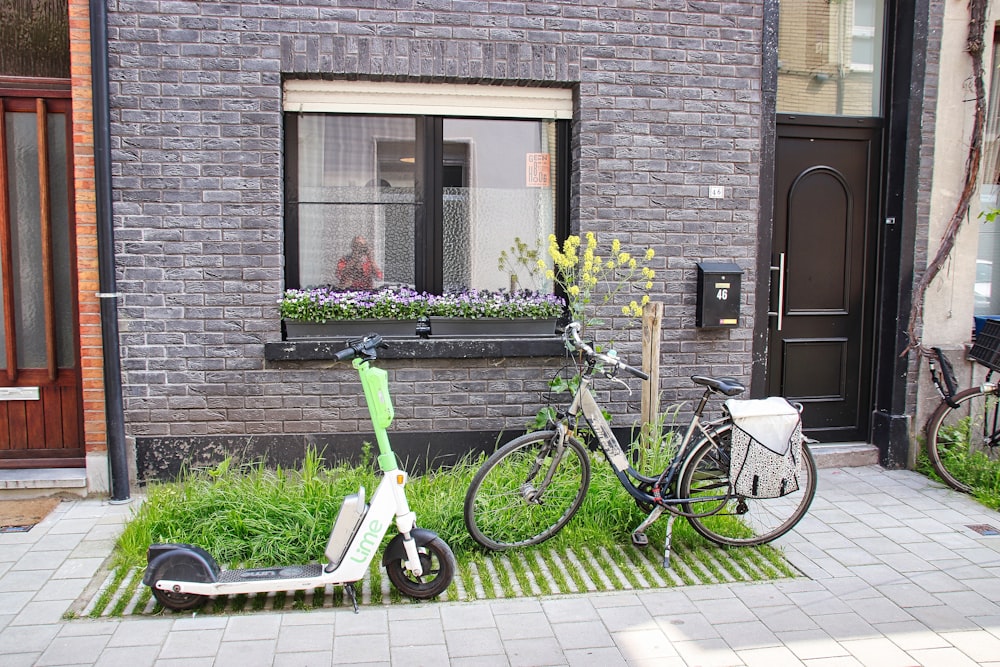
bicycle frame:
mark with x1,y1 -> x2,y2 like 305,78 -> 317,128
566,371 -> 729,510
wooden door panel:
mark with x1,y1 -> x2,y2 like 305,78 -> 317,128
786,168 -> 852,313
768,119 -> 880,441
0,86 -> 83,468
781,338 -> 848,401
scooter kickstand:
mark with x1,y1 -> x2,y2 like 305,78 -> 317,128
345,582 -> 359,614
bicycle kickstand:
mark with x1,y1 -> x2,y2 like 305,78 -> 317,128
662,514 -> 676,568
631,505 -> 664,548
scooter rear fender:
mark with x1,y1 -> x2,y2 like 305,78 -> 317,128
143,543 -> 221,586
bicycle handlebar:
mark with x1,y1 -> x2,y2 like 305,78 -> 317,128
334,333 -> 385,361
563,322 -> 650,381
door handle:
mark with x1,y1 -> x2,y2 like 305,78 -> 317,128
768,252 -> 786,331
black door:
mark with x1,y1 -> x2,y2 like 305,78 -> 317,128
767,117 -> 881,442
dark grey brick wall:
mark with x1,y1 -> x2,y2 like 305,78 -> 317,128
107,0 -> 765,456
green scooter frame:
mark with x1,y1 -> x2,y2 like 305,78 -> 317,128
143,334 -> 456,611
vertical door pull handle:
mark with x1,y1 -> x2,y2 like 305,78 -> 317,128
768,252 -> 786,332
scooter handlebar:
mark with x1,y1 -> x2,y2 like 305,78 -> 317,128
334,333 -> 385,361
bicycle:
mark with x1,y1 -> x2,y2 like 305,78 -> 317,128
463,322 -> 817,564
923,319 -> 1000,493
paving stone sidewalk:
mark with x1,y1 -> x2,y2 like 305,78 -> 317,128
2,465 -> 1000,666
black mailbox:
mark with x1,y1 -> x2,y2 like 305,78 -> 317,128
696,262 -> 742,328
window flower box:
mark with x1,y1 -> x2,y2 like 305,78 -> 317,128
428,316 -> 558,337
284,319 -> 419,340
279,286 -> 565,340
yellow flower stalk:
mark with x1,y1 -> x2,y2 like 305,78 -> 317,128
546,232 -> 656,326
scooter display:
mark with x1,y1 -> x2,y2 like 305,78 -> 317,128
142,333 -> 456,611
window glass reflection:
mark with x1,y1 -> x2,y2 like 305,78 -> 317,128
777,0 -> 884,116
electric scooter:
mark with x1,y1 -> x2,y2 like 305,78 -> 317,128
142,333 -> 456,611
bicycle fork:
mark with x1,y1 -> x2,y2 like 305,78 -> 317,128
521,423 -> 570,503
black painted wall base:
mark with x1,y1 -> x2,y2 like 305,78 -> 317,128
135,426 -> 642,482
136,431 -> 507,482
870,411 -> 912,469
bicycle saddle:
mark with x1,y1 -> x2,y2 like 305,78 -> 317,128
691,375 -> 746,396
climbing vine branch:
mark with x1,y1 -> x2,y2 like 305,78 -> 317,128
905,0 -> 989,356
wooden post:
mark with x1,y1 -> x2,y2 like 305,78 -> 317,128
641,301 -> 663,446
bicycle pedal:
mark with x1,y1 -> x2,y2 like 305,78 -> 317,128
631,531 -> 649,547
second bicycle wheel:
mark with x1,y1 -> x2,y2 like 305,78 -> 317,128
925,386 -> 1000,493
464,430 -> 591,550
679,426 -> 817,547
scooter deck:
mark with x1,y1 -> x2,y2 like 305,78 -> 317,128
218,563 -> 324,583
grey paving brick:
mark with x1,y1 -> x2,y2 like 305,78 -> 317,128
107,618 -> 173,647
735,644 -> 808,666
157,628 -> 225,660
542,597 -> 602,623
391,644 -> 450,665
810,613 -> 879,642
276,621 -> 335,653
0,623 -> 61,653
504,636 -> 568,667
215,638 -> 278,667
563,645 -> 628,666
843,596 -> 913,625
906,646 -> 983,667
2,652 -> 43,667
223,613 -> 282,641
389,617 -> 446,646
332,632 -> 391,663
874,620 -> 951,651
673,637 -> 741,667
9,549 -> 73,571
496,610 -> 555,641
755,605 -> 821,634
774,628 -> 850,661
654,611 -> 721,642
444,626 -> 504,658
93,644 -> 160,667
551,619 -> 614,649
34,634 -> 111,666
840,636 -> 921,666
9,600 -> 72,626
450,654 -> 511,667
34,576 -> 92,602
273,651 -> 333,666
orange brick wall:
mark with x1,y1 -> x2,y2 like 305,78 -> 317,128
68,0 -> 106,456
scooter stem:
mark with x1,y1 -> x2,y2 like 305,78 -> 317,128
355,357 -> 399,471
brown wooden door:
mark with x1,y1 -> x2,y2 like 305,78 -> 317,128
0,86 -> 83,468
767,117 -> 880,442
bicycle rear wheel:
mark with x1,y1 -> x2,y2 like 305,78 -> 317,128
679,426 -> 817,547
925,386 -> 1000,493
463,430 -> 591,551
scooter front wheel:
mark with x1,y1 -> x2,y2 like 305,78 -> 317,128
152,587 -> 208,611
385,536 -> 455,599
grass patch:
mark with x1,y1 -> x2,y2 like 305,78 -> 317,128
917,427 -> 1000,510
101,445 -> 798,616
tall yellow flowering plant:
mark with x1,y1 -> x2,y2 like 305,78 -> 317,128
544,232 -> 656,326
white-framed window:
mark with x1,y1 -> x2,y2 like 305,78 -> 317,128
283,82 -> 573,294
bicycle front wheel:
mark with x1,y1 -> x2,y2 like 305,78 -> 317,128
926,386 -> 1000,493
464,430 -> 591,551
679,426 -> 817,547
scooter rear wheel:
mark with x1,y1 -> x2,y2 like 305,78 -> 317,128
153,587 -> 208,611
385,536 -> 455,599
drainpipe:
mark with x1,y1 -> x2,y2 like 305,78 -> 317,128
90,0 -> 130,502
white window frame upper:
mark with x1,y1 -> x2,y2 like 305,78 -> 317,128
283,80 -> 574,120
